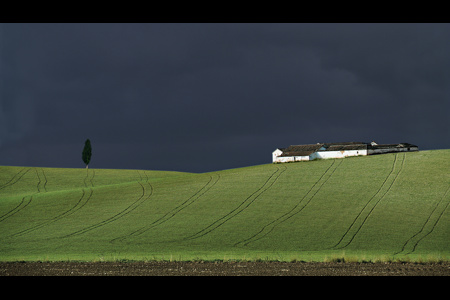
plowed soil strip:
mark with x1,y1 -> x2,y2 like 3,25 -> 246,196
0,261 -> 449,276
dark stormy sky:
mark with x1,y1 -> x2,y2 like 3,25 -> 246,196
1,23 -> 449,173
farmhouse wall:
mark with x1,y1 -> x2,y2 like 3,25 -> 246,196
272,149 -> 283,162
311,149 -> 367,160
273,155 -> 310,163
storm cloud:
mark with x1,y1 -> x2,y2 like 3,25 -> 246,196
1,23 -> 449,172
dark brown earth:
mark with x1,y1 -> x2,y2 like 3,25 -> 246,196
1,261 -> 449,276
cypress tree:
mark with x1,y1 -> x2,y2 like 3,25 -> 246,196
82,139 -> 92,169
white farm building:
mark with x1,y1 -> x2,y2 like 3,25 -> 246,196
272,141 -> 418,163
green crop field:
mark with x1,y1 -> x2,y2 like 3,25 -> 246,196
0,150 -> 449,262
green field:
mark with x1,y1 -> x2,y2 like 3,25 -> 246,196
1,150 -> 449,262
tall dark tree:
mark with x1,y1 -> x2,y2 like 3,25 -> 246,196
82,139 -> 92,169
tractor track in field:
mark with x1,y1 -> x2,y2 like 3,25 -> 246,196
0,168 -> 32,191
179,165 -> 287,242
40,168 -> 48,193
111,173 -> 221,243
0,196 -> 33,223
330,153 -> 406,250
6,170 -> 95,239
395,185 -> 450,256
235,159 -> 342,247
0,168 -> 44,224
62,170 -> 152,238
35,168 -> 48,193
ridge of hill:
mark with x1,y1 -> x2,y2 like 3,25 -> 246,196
0,149 -> 448,262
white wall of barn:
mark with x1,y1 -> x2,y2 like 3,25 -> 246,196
272,149 -> 310,163
294,156 -> 310,161
273,156 -> 294,163
272,149 -> 283,162
310,149 -> 368,160
273,155 -> 310,163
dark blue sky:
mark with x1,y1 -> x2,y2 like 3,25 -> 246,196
1,23 -> 449,173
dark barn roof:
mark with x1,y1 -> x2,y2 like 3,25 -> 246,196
321,142 -> 367,151
278,144 -> 323,157
278,142 -> 367,156
368,143 -> 418,149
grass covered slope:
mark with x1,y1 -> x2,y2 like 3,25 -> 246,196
0,150 -> 448,262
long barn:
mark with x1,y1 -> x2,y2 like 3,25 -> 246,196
272,141 -> 418,163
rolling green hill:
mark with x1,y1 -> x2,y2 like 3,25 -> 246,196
0,150 -> 449,262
